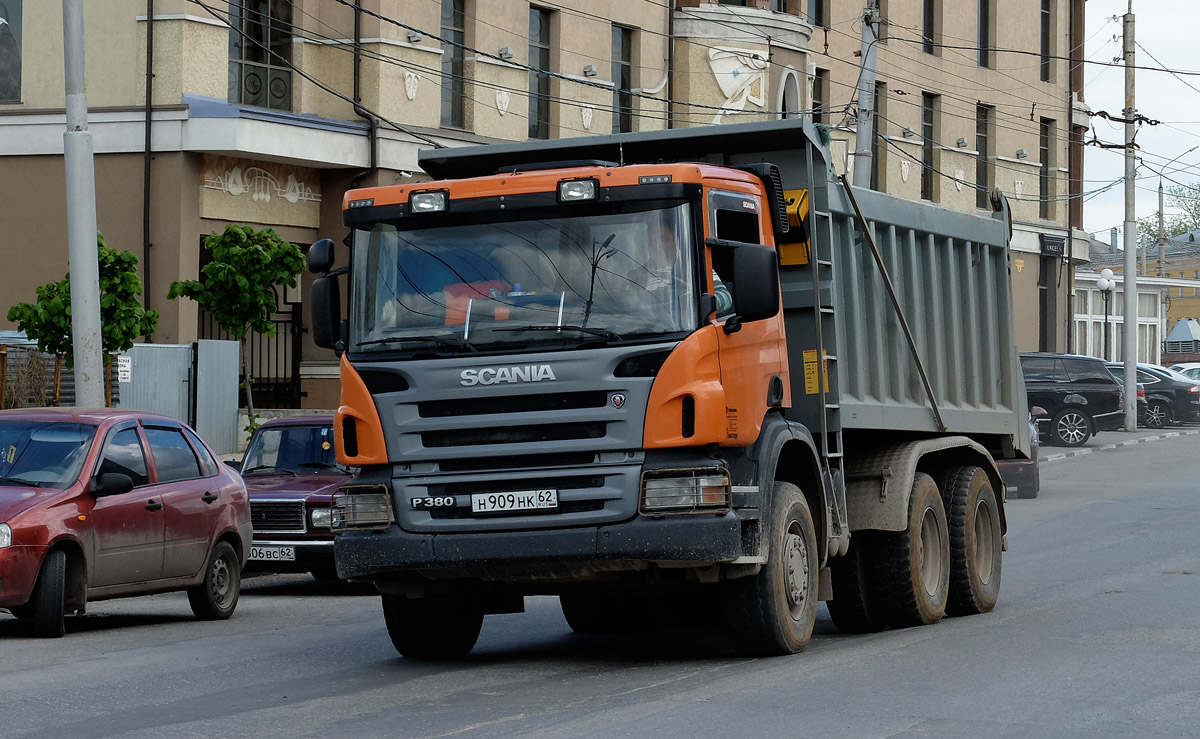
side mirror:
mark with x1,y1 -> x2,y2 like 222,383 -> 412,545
308,238 -> 335,274
311,274 -> 342,350
730,243 -> 780,324
1030,405 -> 1048,419
92,472 -> 134,497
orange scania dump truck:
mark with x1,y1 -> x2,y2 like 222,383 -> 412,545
306,118 -> 1030,658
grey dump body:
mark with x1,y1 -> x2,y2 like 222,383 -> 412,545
420,118 -> 1028,456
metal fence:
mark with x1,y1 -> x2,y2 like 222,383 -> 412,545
198,302 -> 302,409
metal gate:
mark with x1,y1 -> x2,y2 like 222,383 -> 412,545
198,301 -> 302,409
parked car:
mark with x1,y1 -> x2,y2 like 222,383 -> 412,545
0,408 -> 251,637
1168,362 -> 1200,383
1104,367 -> 1149,427
239,416 -> 352,580
997,406 -> 1044,499
1020,352 -> 1124,447
1106,362 -> 1200,427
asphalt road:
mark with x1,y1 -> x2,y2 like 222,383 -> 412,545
2,428 -> 1199,738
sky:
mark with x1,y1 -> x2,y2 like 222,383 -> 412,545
1082,0 -> 1200,240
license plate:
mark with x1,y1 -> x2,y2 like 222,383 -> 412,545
250,545 -> 296,561
471,489 -> 558,514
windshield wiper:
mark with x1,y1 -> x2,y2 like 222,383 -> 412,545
0,475 -> 41,487
492,324 -> 622,341
298,461 -> 340,470
357,335 -> 478,352
241,465 -> 296,476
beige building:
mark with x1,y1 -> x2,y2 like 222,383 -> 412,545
0,0 -> 1086,407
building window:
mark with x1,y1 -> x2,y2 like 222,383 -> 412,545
923,0 -> 940,55
976,104 -> 992,209
1040,117 -> 1055,220
528,7 -> 551,139
441,0 -> 465,129
612,26 -> 633,133
1040,0 -> 1053,82
871,81 -> 886,191
770,0 -> 790,11
228,0 -> 293,111
978,0 -> 993,68
812,68 -> 829,124
808,0 -> 826,28
921,92 -> 939,201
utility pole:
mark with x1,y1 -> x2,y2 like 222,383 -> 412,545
1157,178 -> 1165,276
63,0 -> 105,407
851,0 -> 880,188
1121,2 -> 1137,431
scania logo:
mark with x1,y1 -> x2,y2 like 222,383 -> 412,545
460,365 -> 557,386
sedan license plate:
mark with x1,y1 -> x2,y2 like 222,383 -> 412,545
250,545 -> 296,562
471,489 -> 557,515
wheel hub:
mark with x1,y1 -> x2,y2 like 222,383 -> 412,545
784,527 -> 810,610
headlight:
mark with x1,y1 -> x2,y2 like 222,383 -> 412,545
310,507 -> 332,529
410,190 -> 448,213
331,485 -> 394,531
558,178 -> 598,202
0,523 -> 10,548
640,469 -> 731,513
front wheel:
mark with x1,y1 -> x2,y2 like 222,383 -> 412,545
1051,408 -> 1091,447
382,593 -> 483,659
187,541 -> 241,620
720,481 -> 819,656
1145,400 -> 1170,429
29,549 -> 67,638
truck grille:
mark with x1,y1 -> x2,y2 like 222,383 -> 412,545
419,390 -> 608,417
250,500 -> 306,534
421,422 -> 606,448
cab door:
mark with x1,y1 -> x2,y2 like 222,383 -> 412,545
88,423 -> 164,586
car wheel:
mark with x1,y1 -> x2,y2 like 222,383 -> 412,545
1145,400 -> 1170,429
1051,408 -> 1091,447
187,541 -> 241,620
29,549 -> 67,638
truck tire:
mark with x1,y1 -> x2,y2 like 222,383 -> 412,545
940,466 -> 1002,616
719,481 -> 818,656
559,593 -> 636,634
870,472 -> 949,628
382,593 -> 483,658
30,549 -> 67,638
826,533 -> 888,634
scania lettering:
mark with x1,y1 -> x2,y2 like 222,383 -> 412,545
307,119 -> 1031,658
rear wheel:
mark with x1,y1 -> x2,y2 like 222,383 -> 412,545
187,541 -> 241,620
1145,400 -> 1170,429
29,549 -> 67,638
1051,408 -> 1091,447
559,593 -> 648,634
382,593 -> 483,658
940,466 -> 1002,616
871,473 -> 949,628
720,481 -> 819,656
826,533 -> 888,634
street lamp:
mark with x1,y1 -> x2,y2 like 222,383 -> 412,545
1142,146 -> 1200,275
1097,268 -> 1115,360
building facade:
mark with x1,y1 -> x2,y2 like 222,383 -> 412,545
0,0 -> 1084,407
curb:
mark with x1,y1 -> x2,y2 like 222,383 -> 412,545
1040,428 -> 1200,463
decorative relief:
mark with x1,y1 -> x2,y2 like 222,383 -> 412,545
204,166 -> 321,205
495,90 -> 510,115
404,72 -> 420,101
1014,180 -> 1024,196
581,105 -> 594,130
900,160 -> 910,183
707,47 -> 768,124
954,169 -> 966,192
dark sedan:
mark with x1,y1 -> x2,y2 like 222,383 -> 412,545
1106,363 -> 1200,427
240,416 -> 353,580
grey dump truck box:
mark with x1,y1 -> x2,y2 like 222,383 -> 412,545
420,118 -> 1027,455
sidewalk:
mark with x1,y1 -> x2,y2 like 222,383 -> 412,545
1040,424 -> 1200,463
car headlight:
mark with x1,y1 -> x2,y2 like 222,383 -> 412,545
310,507 -> 332,529
0,523 -> 11,548
331,485 -> 394,531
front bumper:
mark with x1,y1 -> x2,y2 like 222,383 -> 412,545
244,539 -> 335,574
334,512 -> 745,581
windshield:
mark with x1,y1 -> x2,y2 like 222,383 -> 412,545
242,424 -> 347,475
350,203 -> 699,353
0,421 -> 96,489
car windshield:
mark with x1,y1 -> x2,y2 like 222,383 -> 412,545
0,421 -> 96,489
350,203 -> 699,353
242,424 -> 346,475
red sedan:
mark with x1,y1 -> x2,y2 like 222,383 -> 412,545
0,408 -> 252,637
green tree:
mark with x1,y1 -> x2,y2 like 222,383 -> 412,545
1136,181 -> 1200,245
6,232 -> 159,369
168,225 -> 305,430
